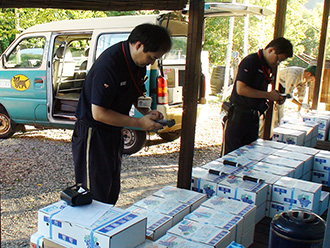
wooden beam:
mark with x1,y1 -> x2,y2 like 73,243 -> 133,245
312,0 -> 329,110
262,0 -> 287,140
177,0 -> 204,189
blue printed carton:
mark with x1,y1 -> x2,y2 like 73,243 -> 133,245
272,176 -> 322,213
38,200 -> 146,248
167,219 -> 231,248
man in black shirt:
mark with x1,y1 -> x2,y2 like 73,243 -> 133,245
72,23 -> 172,204
221,37 -> 293,156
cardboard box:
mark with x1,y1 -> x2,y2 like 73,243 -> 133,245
201,159 -> 241,176
301,170 -> 312,181
240,226 -> 254,248
216,175 -> 268,207
125,205 -> 172,241
184,206 -> 243,242
234,168 -> 281,201
267,201 -> 295,218
136,239 -> 167,248
251,138 -> 288,149
272,149 -> 314,175
272,176 -> 322,212
280,123 -> 314,142
311,170 -> 330,186
283,144 -> 319,156
30,232 -> 44,248
249,161 -> 294,177
226,146 -> 269,161
155,233 -> 213,248
43,237 -> 67,248
168,87 -> 183,104
262,155 -> 304,178
37,201 -> 68,237
152,186 -> 207,212
314,151 -> 330,172
272,127 -> 305,146
191,167 -> 222,198
242,143 -> 278,155
133,195 -> 190,226
38,201 -> 146,248
167,219 -> 231,248
319,191 -> 329,216
201,196 -> 256,235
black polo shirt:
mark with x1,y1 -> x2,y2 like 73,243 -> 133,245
75,41 -> 146,129
229,50 -> 271,110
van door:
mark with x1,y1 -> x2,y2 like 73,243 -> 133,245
0,34 -> 49,129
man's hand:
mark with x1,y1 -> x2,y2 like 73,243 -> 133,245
138,111 -> 163,131
268,90 -> 285,103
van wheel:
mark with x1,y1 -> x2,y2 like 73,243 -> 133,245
0,110 -> 16,139
122,129 -> 146,155
158,130 -> 181,141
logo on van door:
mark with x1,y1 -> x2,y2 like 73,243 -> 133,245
11,75 -> 30,91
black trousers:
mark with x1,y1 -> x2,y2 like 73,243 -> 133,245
72,119 -> 123,205
222,106 -> 260,156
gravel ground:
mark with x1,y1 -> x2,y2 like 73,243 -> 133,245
0,101 -> 223,247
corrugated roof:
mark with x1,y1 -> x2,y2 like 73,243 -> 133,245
0,0 -> 188,11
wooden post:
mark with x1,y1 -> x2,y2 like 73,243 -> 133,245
177,0 -> 204,189
262,0 -> 287,140
312,0 -> 329,110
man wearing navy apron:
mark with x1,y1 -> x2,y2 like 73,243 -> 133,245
221,37 -> 293,156
72,24 -> 172,204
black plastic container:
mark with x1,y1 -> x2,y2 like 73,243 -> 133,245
269,209 -> 325,248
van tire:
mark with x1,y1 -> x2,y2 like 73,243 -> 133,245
122,129 -> 146,155
158,130 -> 181,141
0,109 -> 16,139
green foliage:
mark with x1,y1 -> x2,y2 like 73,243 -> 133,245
204,0 -> 326,70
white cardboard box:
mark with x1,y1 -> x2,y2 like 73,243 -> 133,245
311,170 -> 330,186
184,206 -> 243,243
125,205 -> 172,241
272,127 -> 305,146
249,161 -> 294,177
201,159 -> 241,176
280,123 -> 314,142
167,219 -> 231,248
136,239 -> 167,248
283,144 -> 320,156
226,146 -> 269,161
39,201 -> 147,248
30,232 -> 44,248
242,143 -> 278,155
133,195 -> 190,226
155,233 -> 213,248
314,151 -> 330,172
201,196 -> 256,235
234,168 -> 281,201
262,155 -> 304,178
272,149 -> 314,175
251,139 -> 288,149
319,191 -> 329,216
216,175 -> 268,207
272,176 -> 322,212
191,167 -> 222,198
152,186 -> 207,212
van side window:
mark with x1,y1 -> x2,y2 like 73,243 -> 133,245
95,33 -> 129,59
5,37 -> 45,68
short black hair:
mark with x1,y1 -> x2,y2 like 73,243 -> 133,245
128,23 -> 172,53
265,37 -> 293,58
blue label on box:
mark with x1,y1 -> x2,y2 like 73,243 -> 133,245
274,188 -> 287,194
271,204 -> 284,211
98,213 -> 138,233
284,198 -> 297,204
209,230 -> 228,245
219,187 -> 231,193
43,216 -> 62,228
58,233 -> 77,245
